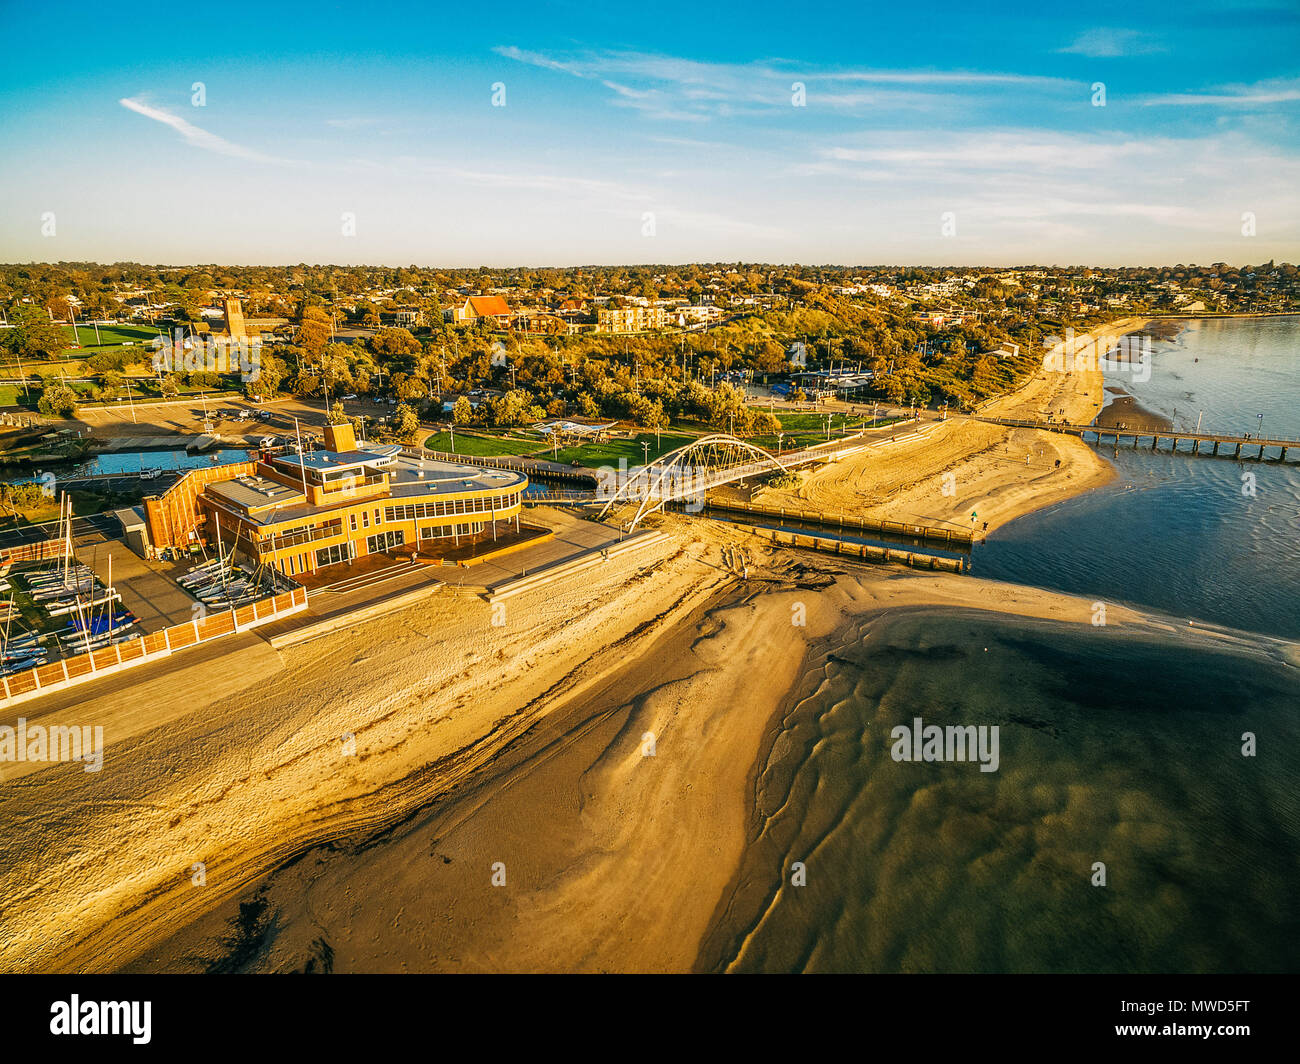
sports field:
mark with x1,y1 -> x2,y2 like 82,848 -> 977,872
422,431 -> 542,457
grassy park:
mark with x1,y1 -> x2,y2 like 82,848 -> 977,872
553,432 -> 693,466
422,430 -> 543,457
56,323 -> 159,354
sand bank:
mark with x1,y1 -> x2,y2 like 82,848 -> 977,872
105,521 -> 1275,975
751,319 -> 1156,534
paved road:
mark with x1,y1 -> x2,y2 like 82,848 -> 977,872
0,512 -> 118,552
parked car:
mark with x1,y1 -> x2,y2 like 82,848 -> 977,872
341,393 -> 358,400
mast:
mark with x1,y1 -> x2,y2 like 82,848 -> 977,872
61,493 -> 71,586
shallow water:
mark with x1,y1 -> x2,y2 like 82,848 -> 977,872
703,317 -> 1300,973
701,609 -> 1300,973
976,316 -> 1300,639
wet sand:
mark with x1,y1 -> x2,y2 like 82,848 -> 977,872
110,534 -> 1278,975
109,536 -> 1298,974
1095,392 -> 1173,432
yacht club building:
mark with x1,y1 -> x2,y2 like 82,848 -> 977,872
198,422 -> 527,577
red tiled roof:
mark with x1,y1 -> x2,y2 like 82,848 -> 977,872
465,295 -> 510,317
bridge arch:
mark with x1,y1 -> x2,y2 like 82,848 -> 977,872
596,433 -> 789,531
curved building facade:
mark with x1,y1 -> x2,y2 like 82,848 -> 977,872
199,423 -> 527,578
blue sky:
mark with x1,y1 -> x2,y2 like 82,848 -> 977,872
1,0 -> 1298,266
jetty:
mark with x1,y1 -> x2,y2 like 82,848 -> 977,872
977,416 -> 1300,462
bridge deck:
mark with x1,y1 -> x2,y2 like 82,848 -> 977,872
976,416 -> 1298,459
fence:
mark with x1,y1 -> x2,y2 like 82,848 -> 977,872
0,539 -> 67,569
0,585 -> 308,708
701,499 -> 976,546
405,446 -> 522,470
751,527 -> 967,573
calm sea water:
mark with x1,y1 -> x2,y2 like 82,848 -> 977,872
704,316 -> 1300,972
976,315 -> 1300,639
702,610 -> 1299,973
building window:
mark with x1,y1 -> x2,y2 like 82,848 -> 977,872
365,529 -> 405,554
349,513 -> 357,532
362,510 -> 370,528
316,543 -> 347,567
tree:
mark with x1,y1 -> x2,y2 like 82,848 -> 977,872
3,305 -> 63,361
37,381 -> 78,417
369,327 -> 422,362
246,352 -> 282,399
294,307 -> 332,355
160,375 -> 181,398
392,402 -> 420,441
328,400 -> 347,425
452,397 -> 473,425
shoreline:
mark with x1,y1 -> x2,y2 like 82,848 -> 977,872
104,538 -> 1297,973
747,319 -> 1147,535
3,316 -> 1287,973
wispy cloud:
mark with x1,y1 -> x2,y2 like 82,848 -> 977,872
119,97 -> 295,164
798,129 -> 1300,241
493,46 -> 1069,120
1056,28 -> 1165,58
1142,77 -> 1300,106
820,135 -> 1160,173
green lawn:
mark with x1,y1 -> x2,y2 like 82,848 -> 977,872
554,433 -> 694,466
423,431 -> 543,457
749,414 -> 906,451
55,323 -> 159,360
58,323 -> 158,347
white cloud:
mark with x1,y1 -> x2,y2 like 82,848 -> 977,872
492,45 -> 1070,120
1057,29 -> 1164,58
119,97 -> 295,164
1142,78 -> 1300,106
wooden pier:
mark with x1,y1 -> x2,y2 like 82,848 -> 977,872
977,416 -> 1299,462
699,498 -> 976,547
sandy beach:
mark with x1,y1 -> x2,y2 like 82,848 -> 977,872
1,315 -> 1222,975
751,319 -> 1151,534
107,521 -> 1296,974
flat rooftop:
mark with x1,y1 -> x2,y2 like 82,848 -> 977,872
268,443 -> 403,475
205,452 -> 526,528
207,475 -> 305,515
387,452 -> 526,497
